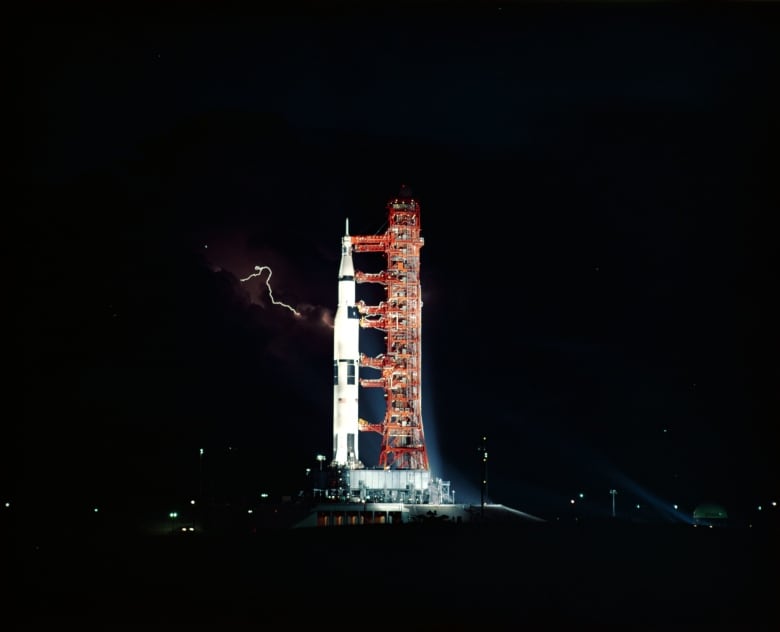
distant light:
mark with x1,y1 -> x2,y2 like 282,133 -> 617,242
248,509 -> 253,514
636,504 -> 641,509
169,512 -> 178,519
199,448 -> 204,456
673,504 -> 678,510
773,501 -> 777,507
663,428 -> 667,433
570,499 -> 575,504
93,507 -> 99,513
4,502 -> 10,508
190,499 -> 196,505
260,493 -> 269,499
578,493 -> 584,499
757,505 -> 762,511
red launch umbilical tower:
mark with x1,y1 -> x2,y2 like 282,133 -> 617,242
352,186 -> 429,471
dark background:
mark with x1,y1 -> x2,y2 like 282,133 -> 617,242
12,1 -> 780,528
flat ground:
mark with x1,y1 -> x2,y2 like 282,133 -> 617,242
10,517 -> 776,630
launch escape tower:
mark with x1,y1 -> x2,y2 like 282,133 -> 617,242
353,186 -> 429,471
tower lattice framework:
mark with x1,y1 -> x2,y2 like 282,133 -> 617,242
352,187 -> 429,470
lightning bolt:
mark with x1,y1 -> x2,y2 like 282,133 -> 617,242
240,265 -> 301,316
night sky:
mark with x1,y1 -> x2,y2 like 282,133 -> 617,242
14,1 -> 779,525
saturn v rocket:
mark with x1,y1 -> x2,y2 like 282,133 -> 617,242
332,219 -> 362,469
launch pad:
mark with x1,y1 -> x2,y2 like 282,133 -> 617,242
295,501 -> 544,528
315,467 -> 452,505
323,186 -> 454,520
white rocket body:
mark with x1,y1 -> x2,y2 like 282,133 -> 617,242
332,220 -> 361,468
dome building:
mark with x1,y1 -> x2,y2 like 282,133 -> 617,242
692,502 -> 728,527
